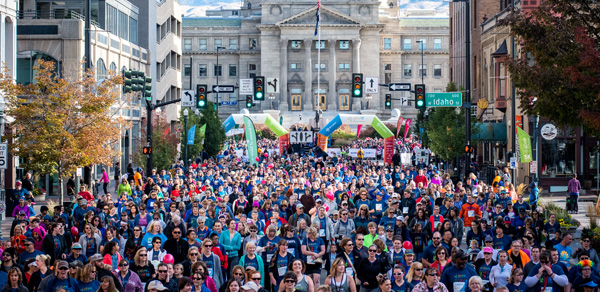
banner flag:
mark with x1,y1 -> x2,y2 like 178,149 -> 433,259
396,117 -> 404,138
517,127 -> 533,163
187,125 -> 196,145
243,116 -> 259,165
404,119 -> 412,139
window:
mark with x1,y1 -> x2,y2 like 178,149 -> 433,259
248,64 -> 257,71
384,38 -> 391,50
541,127 -> 577,176
418,38 -> 427,50
290,63 -> 302,70
229,39 -> 238,50
184,38 -> 192,50
96,59 -> 106,81
214,39 -> 223,50
385,73 -> 392,84
249,38 -> 257,50
384,64 -> 392,70
434,64 -> 442,77
315,41 -> 325,49
214,65 -> 222,77
339,40 -> 349,50
291,41 -> 302,49
229,65 -> 237,77
314,63 -> 326,71
184,64 -> 191,77
403,38 -> 412,50
338,63 -> 350,70
199,39 -> 207,50
198,64 -> 207,77
419,64 -> 427,77
434,38 -> 442,50
403,64 -> 412,77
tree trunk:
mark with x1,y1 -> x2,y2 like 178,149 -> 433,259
58,163 -> 63,206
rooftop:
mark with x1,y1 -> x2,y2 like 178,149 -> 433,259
182,18 -> 242,27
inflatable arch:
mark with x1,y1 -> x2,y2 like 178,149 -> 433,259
223,114 -> 290,155
317,114 -> 396,164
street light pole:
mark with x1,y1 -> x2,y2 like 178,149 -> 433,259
184,108 -> 189,169
416,40 -> 424,84
216,46 -> 226,112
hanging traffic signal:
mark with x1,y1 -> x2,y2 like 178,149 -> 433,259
196,84 -> 207,109
144,76 -> 152,100
352,73 -> 363,98
122,70 -> 133,93
143,147 -> 152,155
246,95 -> 253,108
254,76 -> 265,100
385,94 -> 392,109
414,84 -> 426,109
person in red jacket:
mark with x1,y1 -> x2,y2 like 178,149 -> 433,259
414,169 -> 429,188
429,206 -> 445,232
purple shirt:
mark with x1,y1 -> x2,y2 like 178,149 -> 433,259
567,178 -> 581,194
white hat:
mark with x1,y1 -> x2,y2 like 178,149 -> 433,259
241,281 -> 260,292
147,280 -> 168,291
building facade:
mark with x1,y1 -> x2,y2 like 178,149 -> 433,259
13,0 -> 150,193
182,1 -> 449,124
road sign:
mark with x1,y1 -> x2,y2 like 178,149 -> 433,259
175,123 -> 183,133
212,85 -> 235,93
289,131 -> 314,144
239,79 -> 253,94
388,83 -> 411,91
221,101 -> 238,106
266,78 -> 279,93
425,92 -> 463,107
182,90 -> 195,107
365,77 -> 379,94
510,157 -> 517,169
530,161 -> 537,174
0,143 -> 7,169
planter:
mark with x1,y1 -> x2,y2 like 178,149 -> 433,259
561,226 -> 578,235
34,193 -> 46,202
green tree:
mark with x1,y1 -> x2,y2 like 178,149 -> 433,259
132,111 -> 178,171
199,102 -> 226,157
179,109 -> 204,162
504,0 -> 600,137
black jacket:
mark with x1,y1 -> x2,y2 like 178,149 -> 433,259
97,266 -> 124,291
41,233 -> 67,263
163,238 -> 190,264
357,257 -> 391,289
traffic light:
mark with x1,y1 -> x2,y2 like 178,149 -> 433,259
385,94 -> 392,109
464,145 -> 474,153
414,84 -> 426,109
352,73 -> 363,98
196,84 -> 207,109
122,70 -> 132,93
143,147 -> 152,155
144,76 -> 152,100
254,76 -> 265,100
246,95 -> 253,108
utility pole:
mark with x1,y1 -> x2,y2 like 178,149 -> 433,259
464,0 -> 472,180
184,108 -> 189,169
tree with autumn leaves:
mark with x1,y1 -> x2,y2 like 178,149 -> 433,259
504,0 -> 600,137
0,60 -> 128,204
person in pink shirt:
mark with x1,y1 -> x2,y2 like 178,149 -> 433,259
101,167 -> 110,195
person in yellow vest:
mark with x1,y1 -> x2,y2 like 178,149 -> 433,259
357,148 -> 364,160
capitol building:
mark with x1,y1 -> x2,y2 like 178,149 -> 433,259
182,0 -> 450,124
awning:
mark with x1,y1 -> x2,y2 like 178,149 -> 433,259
492,40 -> 508,57
472,122 -> 507,144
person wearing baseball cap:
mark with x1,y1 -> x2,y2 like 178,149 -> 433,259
18,237 -> 43,266
147,280 -> 168,292
65,243 -> 88,264
473,246 -> 497,286
50,260 -> 81,291
440,250 -> 477,292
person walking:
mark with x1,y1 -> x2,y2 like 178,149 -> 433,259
567,174 -> 581,214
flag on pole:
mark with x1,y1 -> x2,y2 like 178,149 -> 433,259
198,124 -> 206,137
404,119 -> 412,139
356,125 -> 362,141
314,0 -> 320,36
243,116 -> 259,166
396,117 -> 404,138
187,125 -> 196,145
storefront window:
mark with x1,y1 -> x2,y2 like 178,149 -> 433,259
541,138 -> 576,176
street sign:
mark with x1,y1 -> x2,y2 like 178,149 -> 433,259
425,92 -> 463,107
239,79 -> 253,94
221,101 -> 238,106
182,90 -> 195,107
266,78 -> 279,93
510,157 -> 517,169
401,97 -> 408,106
365,77 -> 379,94
289,131 -> 314,144
530,161 -> 537,174
212,85 -> 235,93
0,143 -> 7,169
388,83 -> 411,91
175,123 -> 183,133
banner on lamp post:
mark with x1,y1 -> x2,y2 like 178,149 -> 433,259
243,116 -> 259,165
517,127 -> 533,163
187,125 -> 196,145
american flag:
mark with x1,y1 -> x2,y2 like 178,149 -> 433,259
314,0 -> 320,36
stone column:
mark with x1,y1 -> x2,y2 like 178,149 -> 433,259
352,38 -> 362,111
279,39 -> 289,111
304,39 -> 313,110
328,40 -> 337,111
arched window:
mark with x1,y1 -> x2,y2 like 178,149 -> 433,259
97,58 -> 107,81
110,62 -> 117,73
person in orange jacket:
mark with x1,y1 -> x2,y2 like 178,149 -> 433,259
507,239 -> 530,269
459,194 -> 482,233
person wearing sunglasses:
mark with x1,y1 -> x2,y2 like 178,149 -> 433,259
524,250 -> 568,292
78,263 -> 101,292
47,260 -> 81,292
357,244 -> 391,292
164,227 -> 190,264
200,238 -> 225,290
389,264 -> 412,292
115,259 -> 143,292
281,272 -> 299,292
143,263 -> 177,292
430,246 -> 449,276
412,268 -> 448,292
440,250 -> 478,292
192,272 -> 211,292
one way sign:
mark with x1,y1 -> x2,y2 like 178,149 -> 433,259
365,77 -> 378,94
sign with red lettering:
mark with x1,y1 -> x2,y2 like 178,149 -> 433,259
384,137 -> 395,165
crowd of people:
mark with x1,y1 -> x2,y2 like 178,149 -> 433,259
0,139 -> 596,292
